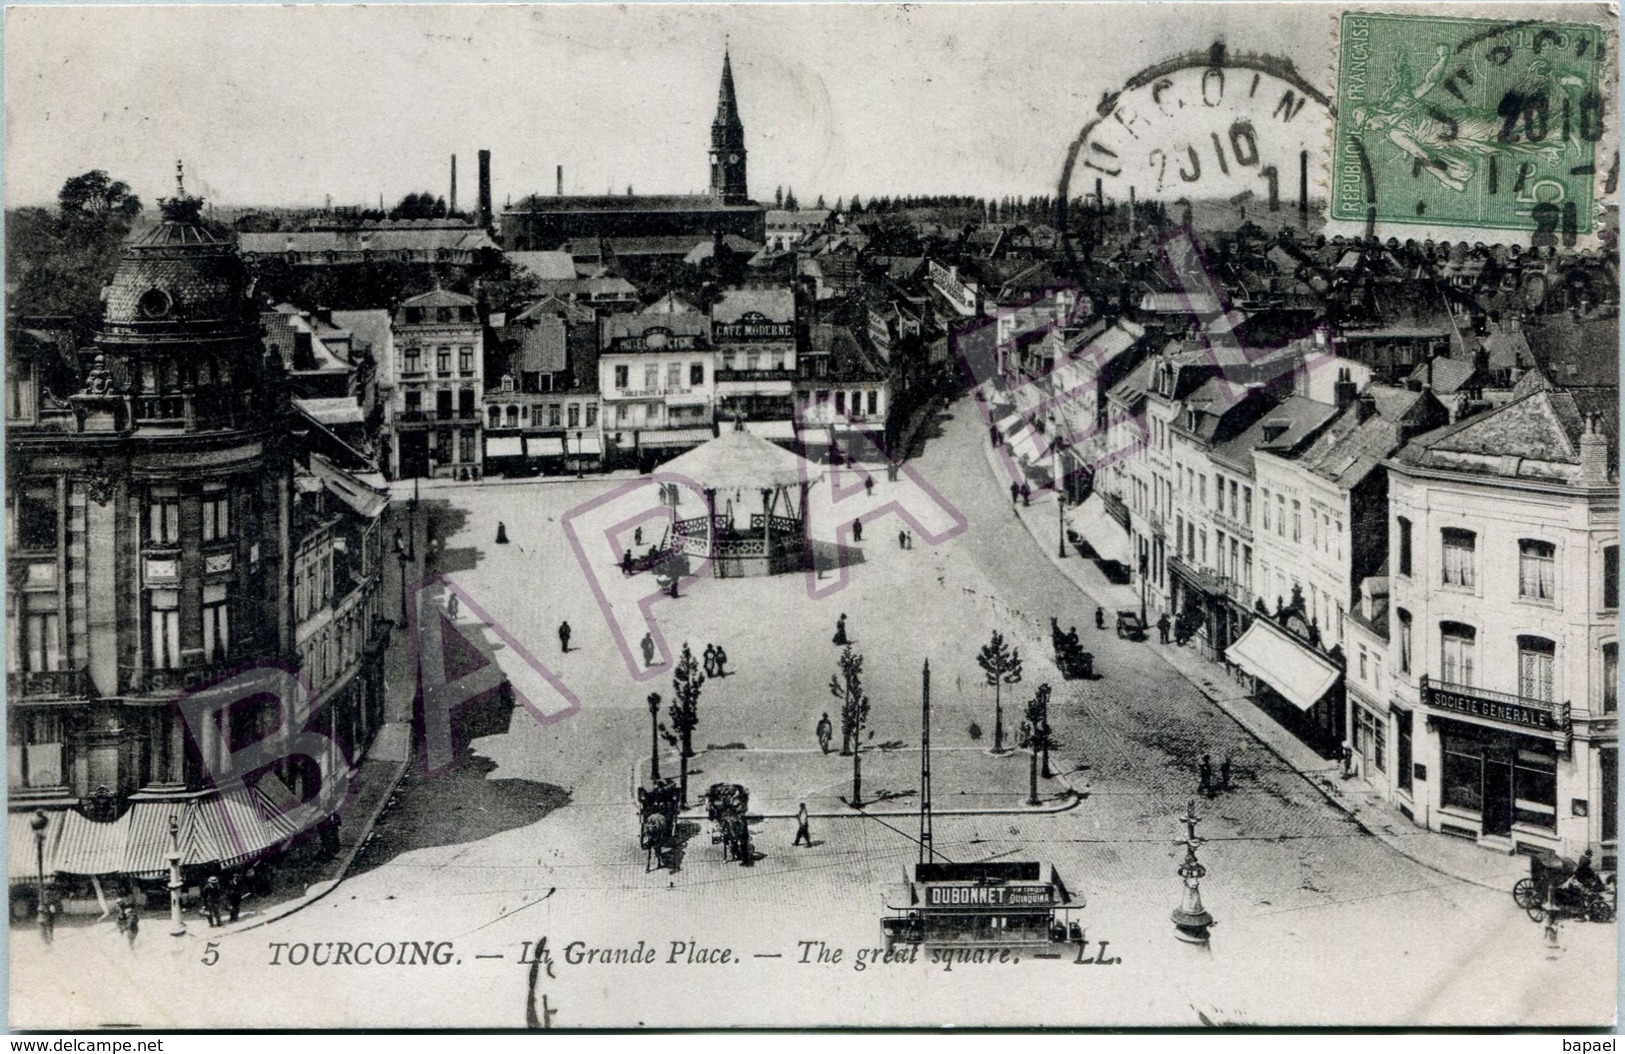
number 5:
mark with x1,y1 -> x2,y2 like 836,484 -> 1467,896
202,942 -> 220,966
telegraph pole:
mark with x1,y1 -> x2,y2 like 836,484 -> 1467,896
918,659 -> 934,865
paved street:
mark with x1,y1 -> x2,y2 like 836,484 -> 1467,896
11,400 -> 1614,1029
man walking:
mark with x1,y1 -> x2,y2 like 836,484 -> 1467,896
1219,756 -> 1232,793
852,519 -> 863,543
558,620 -> 572,653
833,613 -> 848,646
793,802 -> 813,847
898,529 -> 907,550
1095,606 -> 1106,631
116,896 -> 139,948
1157,612 -> 1171,645
202,876 -> 225,928
641,632 -> 657,668
1198,754 -> 1214,798
703,643 -> 717,677
714,646 -> 728,677
227,872 -> 245,923
1010,482 -> 1020,504
865,477 -> 875,498
816,713 -> 834,754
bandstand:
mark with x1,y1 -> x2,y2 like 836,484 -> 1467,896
659,420 -> 822,577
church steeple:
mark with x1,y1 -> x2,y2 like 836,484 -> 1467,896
709,46 -> 749,205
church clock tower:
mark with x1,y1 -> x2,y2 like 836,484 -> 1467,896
709,48 -> 749,205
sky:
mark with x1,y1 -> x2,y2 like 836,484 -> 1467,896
3,2 -> 1609,210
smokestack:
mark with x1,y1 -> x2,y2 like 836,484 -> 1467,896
450,155 -> 458,215
557,165 -> 564,198
478,149 -> 493,229
1333,367 -> 1357,410
1299,150 -> 1309,221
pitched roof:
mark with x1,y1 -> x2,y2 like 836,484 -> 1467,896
1211,395 -> 1340,472
239,228 -> 498,255
505,250 -> 578,280
512,195 -> 757,215
658,423 -> 823,491
329,309 -> 391,361
400,287 -> 476,308
712,287 -> 795,324
1394,387 -> 1618,480
1521,309 -> 1618,387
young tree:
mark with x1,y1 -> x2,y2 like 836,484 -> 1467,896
976,630 -> 1023,754
660,644 -> 705,805
784,187 -> 798,210
1020,684 -> 1055,805
829,645 -> 871,806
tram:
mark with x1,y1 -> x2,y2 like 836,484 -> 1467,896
880,861 -> 1084,949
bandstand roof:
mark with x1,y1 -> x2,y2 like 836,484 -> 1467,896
658,423 -> 824,491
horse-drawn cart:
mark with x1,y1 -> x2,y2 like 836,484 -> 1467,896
637,779 -> 682,872
704,783 -> 754,867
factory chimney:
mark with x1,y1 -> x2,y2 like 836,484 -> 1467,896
557,165 -> 564,198
450,155 -> 458,216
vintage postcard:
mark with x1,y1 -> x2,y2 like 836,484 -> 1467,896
3,1 -> 1618,1031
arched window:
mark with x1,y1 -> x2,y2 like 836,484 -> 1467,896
1517,540 -> 1556,600
506,405 -> 519,428
487,405 -> 501,429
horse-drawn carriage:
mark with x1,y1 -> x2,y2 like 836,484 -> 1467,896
1511,848 -> 1616,924
1050,618 -> 1093,680
704,783 -> 754,867
637,780 -> 682,872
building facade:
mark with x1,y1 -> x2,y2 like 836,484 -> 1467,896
390,288 -> 483,480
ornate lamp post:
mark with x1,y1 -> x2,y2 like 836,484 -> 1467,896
576,430 -> 585,479
394,528 -> 414,627
167,814 -> 187,937
30,809 -> 49,940
1171,800 -> 1214,943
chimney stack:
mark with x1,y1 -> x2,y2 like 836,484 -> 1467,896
450,155 -> 458,215
557,165 -> 564,198
1580,413 -> 1611,484
1355,392 -> 1376,423
1333,367 -> 1357,410
478,149 -> 493,229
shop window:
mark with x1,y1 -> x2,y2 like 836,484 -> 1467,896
1441,731 -> 1484,812
690,362 -> 705,387
1518,540 -> 1556,601
8,712 -> 64,789
1606,546 -> 1619,610
1513,744 -> 1558,829
1440,622 -> 1476,685
1397,516 -> 1412,576
1517,636 -> 1555,702
458,432 -> 475,464
1442,528 -> 1476,588
1396,709 -> 1413,794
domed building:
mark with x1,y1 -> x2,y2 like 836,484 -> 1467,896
6,181 -> 389,910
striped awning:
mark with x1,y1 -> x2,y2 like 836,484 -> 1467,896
191,776 -> 309,870
640,427 -> 715,449
124,801 -> 195,878
527,436 -> 565,457
54,809 -> 130,877
8,810 -> 64,884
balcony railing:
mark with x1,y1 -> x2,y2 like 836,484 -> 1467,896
1100,492 -> 1130,531
1421,674 -> 1565,735
7,667 -> 94,701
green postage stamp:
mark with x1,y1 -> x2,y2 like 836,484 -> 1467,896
1332,11 -> 1612,245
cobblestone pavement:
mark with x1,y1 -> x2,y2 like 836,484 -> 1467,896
11,401 -> 1614,1029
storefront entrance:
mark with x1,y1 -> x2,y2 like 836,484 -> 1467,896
1482,749 -> 1514,837
1439,720 -> 1557,840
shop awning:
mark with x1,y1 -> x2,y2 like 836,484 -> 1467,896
1008,422 -> 1050,464
576,435 -> 603,455
124,801 -> 195,878
9,809 -> 64,883
54,808 -> 130,877
1225,619 -> 1342,711
640,427 -> 715,449
744,420 -> 797,441
192,776 -> 310,870
485,436 -> 524,458
527,436 -> 565,457
1072,493 -> 1131,565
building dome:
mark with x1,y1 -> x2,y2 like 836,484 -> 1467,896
97,195 -> 258,343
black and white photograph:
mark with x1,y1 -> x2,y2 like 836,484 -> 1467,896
2,1 -> 1619,1031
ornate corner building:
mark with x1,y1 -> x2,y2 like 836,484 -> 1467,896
6,191 -> 390,899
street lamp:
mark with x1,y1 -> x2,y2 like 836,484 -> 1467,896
167,814 -> 187,937
1170,800 -> 1213,944
647,692 -> 662,781
30,809 -> 49,941
576,430 -> 585,479
394,529 -> 414,627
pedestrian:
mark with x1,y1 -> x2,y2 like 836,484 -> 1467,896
898,529 -> 907,550
1198,754 -> 1214,798
1340,741 -> 1354,779
714,645 -> 728,677
641,632 -> 656,668
1157,612 -> 1171,645
990,424 -> 1000,446
621,549 -> 634,576
116,896 -> 139,948
38,889 -> 57,945
226,872 -> 244,923
816,712 -> 834,754
1095,606 -> 1105,631
635,526 -> 644,546
906,530 -> 914,550
793,802 -> 813,847
1021,483 -> 1031,507
446,592 -> 460,620
703,643 -> 717,677
865,477 -> 875,498
558,620 -> 572,653
202,876 -> 225,928
1219,756 -> 1232,792
887,464 -> 899,483
1010,481 -> 1020,504
852,519 -> 863,543
496,521 -> 509,545
833,613 -> 848,646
